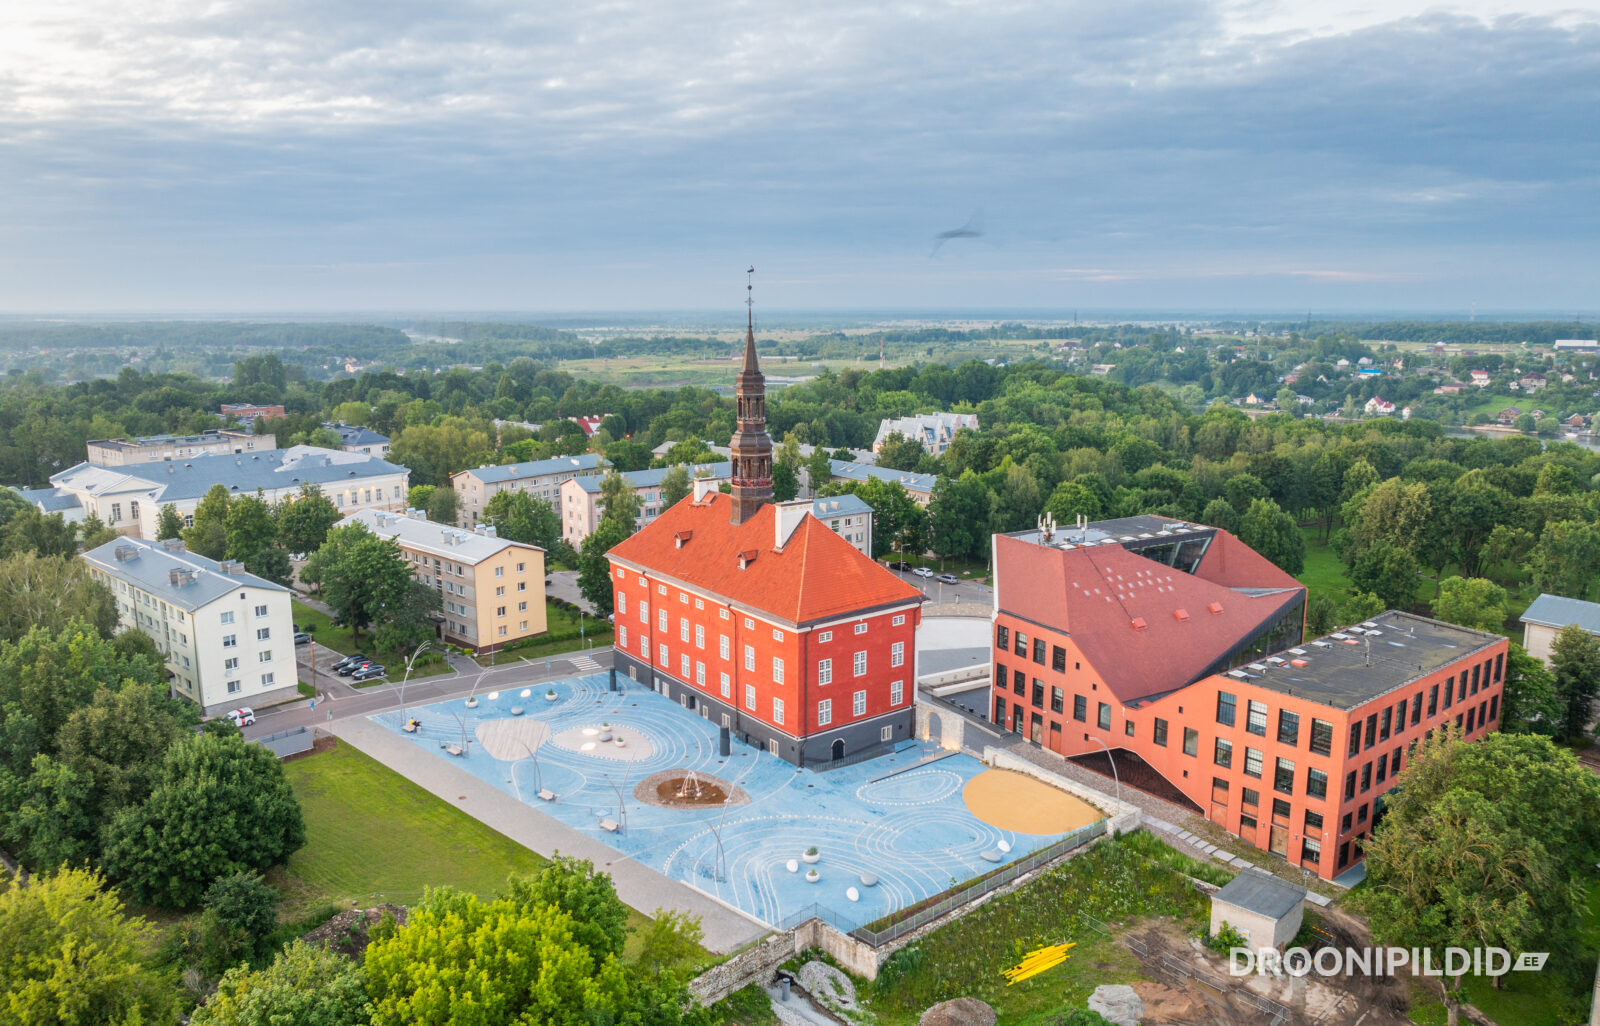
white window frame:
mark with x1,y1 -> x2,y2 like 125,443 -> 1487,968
817,658 -> 832,685
890,680 -> 904,705
853,650 -> 866,677
773,698 -> 785,725
818,699 -> 832,726
853,690 -> 866,716
773,657 -> 785,684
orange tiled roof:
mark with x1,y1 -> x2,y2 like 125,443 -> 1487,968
606,493 -> 924,625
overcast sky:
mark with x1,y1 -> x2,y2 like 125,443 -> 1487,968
2,0 -> 1597,314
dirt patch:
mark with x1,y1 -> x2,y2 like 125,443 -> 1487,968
962,768 -> 1102,833
300,903 -> 407,959
633,769 -> 750,809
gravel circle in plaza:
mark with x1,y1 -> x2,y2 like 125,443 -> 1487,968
549,723 -> 655,761
633,769 -> 750,809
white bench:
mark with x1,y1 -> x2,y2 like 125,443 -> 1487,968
537,789 -> 557,802
599,818 -> 619,832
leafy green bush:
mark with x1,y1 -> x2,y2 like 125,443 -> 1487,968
1205,920 -> 1248,953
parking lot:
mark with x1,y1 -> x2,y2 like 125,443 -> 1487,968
881,562 -> 990,606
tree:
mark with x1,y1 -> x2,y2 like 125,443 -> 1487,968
0,868 -> 178,1026
186,483 -> 233,560
1223,473 -> 1269,512
1237,497 -> 1304,575
1198,496 -> 1240,535
482,491 -> 560,550
1550,624 -> 1600,741
577,518 -> 629,617
653,438 -> 715,467
804,447 -> 833,497
311,523 -> 415,642
0,551 -> 117,643
1044,480 -> 1105,525
875,431 -> 924,471
389,419 -> 491,487
192,941 -> 370,1026
371,581 -> 443,654
1429,576 -> 1507,633
276,485 -> 341,555
101,732 -> 305,907
156,503 -> 184,540
1349,540 -> 1419,611
1363,731 -> 1600,1020
928,470 -> 991,562
1527,520 -> 1600,602
406,484 -> 436,510
1342,477 -> 1431,563
990,463 -> 1042,534
602,440 -> 652,472
772,436 -> 801,503
425,485 -> 458,525
195,871 -> 281,975
2,509 -> 81,559
1500,642 -> 1560,735
78,512 -> 118,550
225,495 -> 284,582
660,465 -> 692,510
506,856 -> 630,961
597,470 -> 641,534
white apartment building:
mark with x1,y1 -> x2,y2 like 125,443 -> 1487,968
559,462 -> 731,548
82,536 -> 299,716
25,445 -> 408,537
805,493 -> 875,557
452,453 -> 606,527
872,411 -> 979,456
86,429 -> 275,466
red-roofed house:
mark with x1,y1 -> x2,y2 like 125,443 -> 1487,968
990,517 -> 1506,881
605,311 -> 925,766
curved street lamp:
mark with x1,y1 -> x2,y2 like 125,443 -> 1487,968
1087,735 -> 1121,804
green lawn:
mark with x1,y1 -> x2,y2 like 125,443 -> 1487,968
273,743 -> 706,963
1296,525 -> 1353,604
475,599 -> 615,665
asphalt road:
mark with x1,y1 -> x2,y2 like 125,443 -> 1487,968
883,564 -> 991,606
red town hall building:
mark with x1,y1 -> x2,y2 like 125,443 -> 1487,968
606,308 -> 925,766
991,515 -> 1507,881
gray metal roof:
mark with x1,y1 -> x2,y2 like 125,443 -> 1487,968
51,446 -> 405,503
1213,869 -> 1306,920
12,486 -> 83,512
462,453 -> 605,484
571,462 -> 731,494
82,536 -> 288,611
1521,593 -> 1600,634
811,493 -> 873,518
323,423 -> 390,447
828,459 -> 938,494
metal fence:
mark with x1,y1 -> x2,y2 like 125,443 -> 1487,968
848,818 -> 1107,946
806,739 -> 916,773
252,725 -> 314,758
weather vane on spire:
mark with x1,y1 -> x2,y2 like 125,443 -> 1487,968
746,265 -> 755,310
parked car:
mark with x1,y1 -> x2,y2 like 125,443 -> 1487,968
337,660 -> 374,677
936,573 -> 959,584
912,567 -> 935,578
884,560 -> 911,571
331,654 -> 367,672
351,664 -> 386,681
293,631 -> 312,645
225,707 -> 255,727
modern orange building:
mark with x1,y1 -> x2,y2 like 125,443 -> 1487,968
991,516 -> 1507,882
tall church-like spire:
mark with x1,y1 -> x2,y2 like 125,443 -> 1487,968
729,266 -> 773,525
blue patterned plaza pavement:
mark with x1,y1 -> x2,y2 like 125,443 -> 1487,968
374,673 -> 1088,932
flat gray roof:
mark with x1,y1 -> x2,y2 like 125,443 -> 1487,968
1224,610 -> 1502,710
1214,869 -> 1305,920
82,536 -> 287,611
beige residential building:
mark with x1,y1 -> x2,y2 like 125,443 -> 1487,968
82,536 -> 300,717
341,508 -> 547,654
452,453 -> 606,527
559,462 -> 731,548
87,429 -> 275,466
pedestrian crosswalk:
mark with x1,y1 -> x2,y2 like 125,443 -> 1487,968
569,653 -> 603,673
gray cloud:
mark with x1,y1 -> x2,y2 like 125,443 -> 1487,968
0,1 -> 1596,310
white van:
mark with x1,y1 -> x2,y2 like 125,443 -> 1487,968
225,707 -> 256,728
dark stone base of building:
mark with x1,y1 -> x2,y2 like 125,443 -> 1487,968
613,649 -> 912,769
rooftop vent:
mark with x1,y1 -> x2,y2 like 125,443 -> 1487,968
737,549 -> 758,570
675,530 -> 693,549
167,568 -> 196,586
160,538 -> 185,552
1312,640 -> 1332,648
1130,617 -> 1147,630
113,544 -> 138,562
1207,602 -> 1224,615
218,559 -> 245,575
1290,658 -> 1309,667
1173,609 -> 1189,621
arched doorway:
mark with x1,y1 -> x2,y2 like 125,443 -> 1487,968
926,712 -> 942,745
831,738 -> 846,761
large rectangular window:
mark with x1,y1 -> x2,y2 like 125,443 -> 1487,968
1244,747 -> 1263,778
1051,645 -> 1067,672
1031,680 -> 1045,708
818,699 -> 832,725
1073,694 -> 1086,722
1014,632 -> 1027,657
1097,702 -> 1111,730
1306,767 -> 1328,800
891,642 -> 904,668
854,651 -> 867,677
1380,707 -> 1392,741
996,625 -> 1009,650
1443,676 -> 1454,709
1365,713 -> 1378,748
818,659 -> 833,685
1214,738 -> 1233,768
853,690 -> 866,717
1051,687 -> 1064,714
1410,692 -> 1423,726
1182,727 -> 1198,756
1153,718 -> 1168,746
772,657 -> 785,685
1033,638 -> 1046,665
1246,700 -> 1268,736
1428,683 -> 1439,716
1274,757 -> 1296,795
1310,719 -> 1333,757
1277,709 -> 1300,746
1217,691 -> 1236,727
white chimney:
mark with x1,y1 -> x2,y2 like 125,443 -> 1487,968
692,477 -> 719,502
774,499 -> 810,550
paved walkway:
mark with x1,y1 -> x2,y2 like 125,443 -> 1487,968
327,715 -> 770,954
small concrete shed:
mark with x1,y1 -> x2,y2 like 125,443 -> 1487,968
1210,870 -> 1306,951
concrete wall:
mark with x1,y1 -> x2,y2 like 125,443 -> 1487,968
688,930 -> 798,1005
1210,895 -> 1303,952
1525,622 -> 1559,664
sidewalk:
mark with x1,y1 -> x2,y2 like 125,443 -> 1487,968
327,716 -> 770,954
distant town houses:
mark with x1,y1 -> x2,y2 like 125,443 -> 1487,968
322,422 -> 391,457
340,507 -> 547,654
17,445 -> 407,536
219,402 -> 286,421
1470,370 -> 1492,387
1519,371 -> 1548,391
1363,397 -> 1396,416
1520,594 -> 1600,665
82,536 -> 300,716
1496,407 -> 1522,425
560,462 -> 732,548
452,453 -> 606,527
569,415 -> 607,438
86,429 -> 273,467
873,412 -> 978,456
826,459 -> 938,505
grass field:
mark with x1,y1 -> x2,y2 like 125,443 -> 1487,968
1296,525 -> 1353,605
